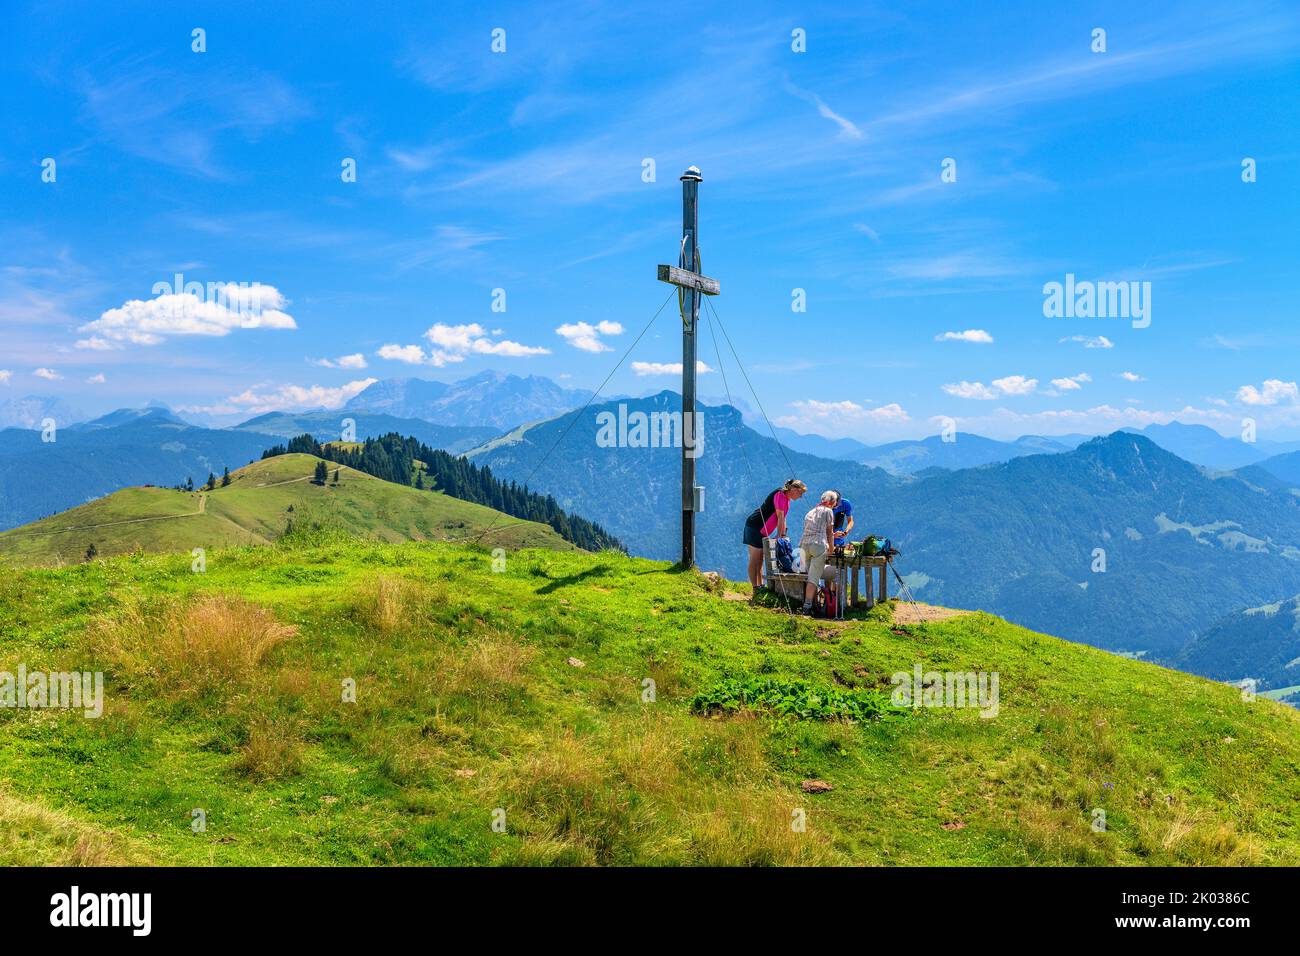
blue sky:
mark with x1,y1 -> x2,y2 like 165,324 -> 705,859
3,0 -> 1299,440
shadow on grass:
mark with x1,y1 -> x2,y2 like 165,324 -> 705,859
535,565 -> 615,594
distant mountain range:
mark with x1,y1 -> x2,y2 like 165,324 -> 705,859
12,371 -> 1300,697
466,392 -> 1300,681
0,394 -> 86,430
0,409 -> 275,531
345,370 -> 594,429
773,420 -> 1300,475
231,409 -> 497,454
0,404 -> 497,533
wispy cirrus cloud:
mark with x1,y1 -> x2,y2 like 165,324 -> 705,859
76,61 -> 309,178
312,353 -> 368,370
935,329 -> 993,344
631,360 -> 713,376
1061,335 -> 1114,350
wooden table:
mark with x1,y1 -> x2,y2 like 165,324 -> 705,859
828,551 -> 889,611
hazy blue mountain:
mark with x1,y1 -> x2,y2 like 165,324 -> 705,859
1121,422 -> 1300,471
232,409 -> 497,455
0,415 -> 275,531
0,394 -> 86,429
468,395 -> 1300,675
769,426 -> 873,461
346,371 -> 593,429
70,405 -> 188,430
859,433 -> 1074,474
1255,450 -> 1300,487
1177,596 -> 1300,693
872,434 -> 1300,659
465,391 -> 900,573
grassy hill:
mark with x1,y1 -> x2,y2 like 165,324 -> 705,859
1,539 -> 1297,866
0,454 -> 570,566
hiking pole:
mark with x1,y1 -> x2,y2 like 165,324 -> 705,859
886,555 -> 921,609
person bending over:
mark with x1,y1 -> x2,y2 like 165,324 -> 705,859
799,490 -> 838,614
742,478 -> 807,594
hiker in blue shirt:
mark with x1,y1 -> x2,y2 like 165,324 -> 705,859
829,490 -> 853,546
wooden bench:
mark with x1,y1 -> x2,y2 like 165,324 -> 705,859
761,537 -> 812,601
760,539 -> 890,612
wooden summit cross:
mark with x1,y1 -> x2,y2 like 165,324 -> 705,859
657,166 -> 720,567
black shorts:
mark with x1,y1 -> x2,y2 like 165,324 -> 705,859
743,522 -> 765,549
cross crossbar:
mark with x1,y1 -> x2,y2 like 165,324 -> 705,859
656,264 -> 720,296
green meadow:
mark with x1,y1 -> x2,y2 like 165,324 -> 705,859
1,537 -> 1297,866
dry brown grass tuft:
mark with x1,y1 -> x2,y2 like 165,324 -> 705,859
234,717 -> 303,781
688,786 -> 839,866
437,632 -> 535,700
354,574 -> 430,637
89,594 -> 295,698
0,791 -> 147,866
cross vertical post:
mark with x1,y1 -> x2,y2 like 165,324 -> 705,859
679,167 -> 701,568
657,165 -> 720,568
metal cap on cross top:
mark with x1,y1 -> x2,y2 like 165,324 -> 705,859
657,164 -> 719,568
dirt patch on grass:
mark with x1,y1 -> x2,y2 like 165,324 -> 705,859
892,602 -> 969,625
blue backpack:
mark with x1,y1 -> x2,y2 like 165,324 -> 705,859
774,537 -> 795,573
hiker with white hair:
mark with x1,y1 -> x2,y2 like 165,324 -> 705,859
799,490 -> 839,614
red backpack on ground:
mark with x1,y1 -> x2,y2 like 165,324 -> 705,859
812,586 -> 837,619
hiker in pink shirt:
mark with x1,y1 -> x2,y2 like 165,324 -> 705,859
743,478 -> 808,593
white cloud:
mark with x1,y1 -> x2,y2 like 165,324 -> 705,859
376,344 -> 429,365
942,381 -> 1000,400
631,361 -> 714,376
86,373 -> 107,384
313,353 -> 368,370
556,320 -> 624,353
33,367 -> 61,380
471,338 -> 550,357
74,336 -> 115,351
1119,371 -> 1145,382
993,375 -> 1038,396
935,329 -> 993,344
777,399 -> 910,430
785,400 -> 909,421
1237,379 -> 1299,406
0,370 -> 11,384
943,375 -> 1038,400
180,378 -> 378,416
1050,372 -> 1091,391
853,223 -> 881,242
378,324 -> 549,367
77,283 -> 296,348
1060,335 -> 1114,349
